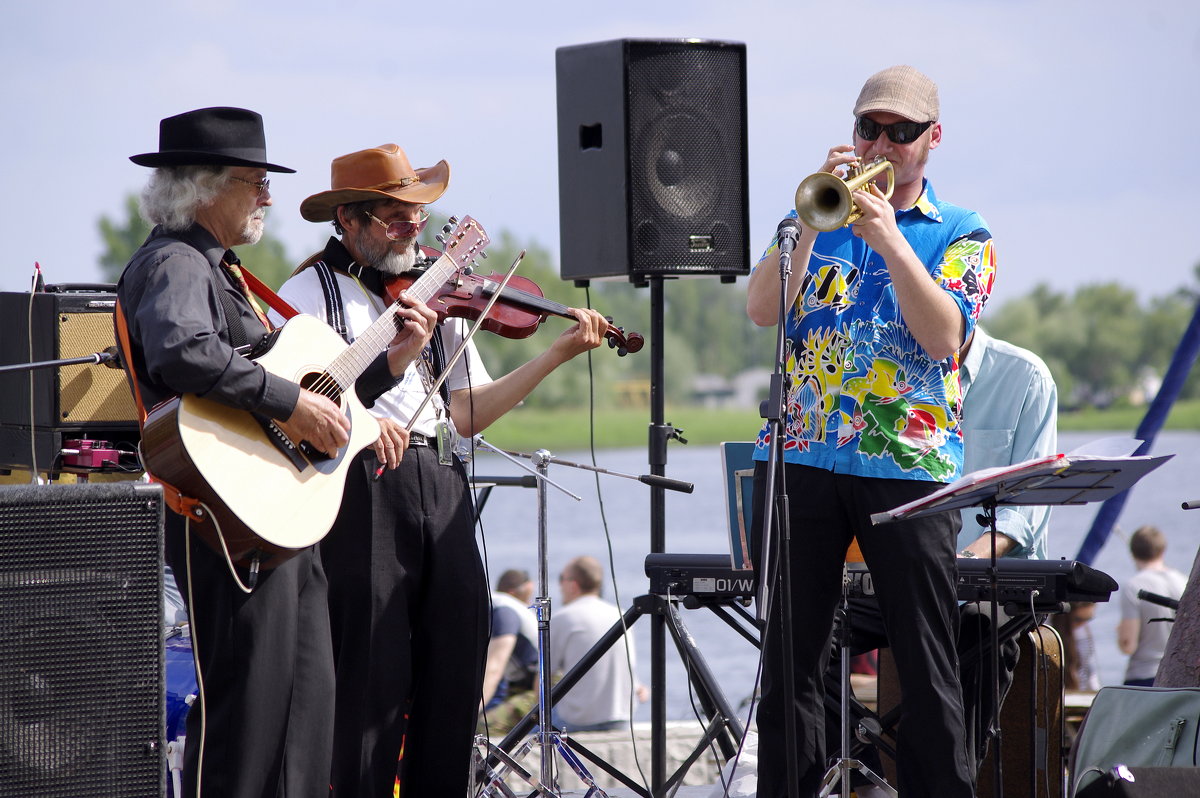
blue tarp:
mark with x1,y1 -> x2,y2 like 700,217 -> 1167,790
1076,298 -> 1200,565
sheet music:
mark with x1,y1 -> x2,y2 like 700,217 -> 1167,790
870,451 -> 1174,525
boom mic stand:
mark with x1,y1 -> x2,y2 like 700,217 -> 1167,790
469,437 -> 694,797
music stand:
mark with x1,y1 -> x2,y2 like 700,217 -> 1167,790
870,451 -> 1172,798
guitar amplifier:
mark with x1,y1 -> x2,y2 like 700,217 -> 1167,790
0,286 -> 140,472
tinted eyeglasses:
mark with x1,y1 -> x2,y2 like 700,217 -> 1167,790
855,117 -> 934,144
366,208 -> 430,240
230,175 -> 270,197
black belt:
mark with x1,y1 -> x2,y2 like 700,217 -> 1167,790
409,432 -> 431,448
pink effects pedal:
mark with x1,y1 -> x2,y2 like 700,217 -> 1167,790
62,438 -> 121,469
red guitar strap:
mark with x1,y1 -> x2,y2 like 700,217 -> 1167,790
239,267 -> 299,322
113,298 -> 204,520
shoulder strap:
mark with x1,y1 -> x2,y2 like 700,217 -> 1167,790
241,266 -> 300,321
311,260 -> 351,344
113,298 -> 204,519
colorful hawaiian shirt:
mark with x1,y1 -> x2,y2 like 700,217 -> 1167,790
752,180 -> 996,483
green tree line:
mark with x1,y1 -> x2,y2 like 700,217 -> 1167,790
98,196 -> 1200,411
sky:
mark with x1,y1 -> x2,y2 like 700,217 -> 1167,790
3,0 -> 1199,309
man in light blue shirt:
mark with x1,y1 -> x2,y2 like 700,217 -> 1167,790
955,325 -> 1058,774
956,326 -> 1058,560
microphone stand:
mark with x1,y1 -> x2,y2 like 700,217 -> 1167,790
0,347 -> 123,374
755,221 -> 800,798
469,436 -> 693,797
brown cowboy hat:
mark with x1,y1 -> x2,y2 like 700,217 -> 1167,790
300,143 -> 449,222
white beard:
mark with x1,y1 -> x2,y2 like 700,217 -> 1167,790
357,233 -> 418,276
239,211 -> 266,246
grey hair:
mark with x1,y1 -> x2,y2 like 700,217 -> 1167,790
139,165 -> 234,232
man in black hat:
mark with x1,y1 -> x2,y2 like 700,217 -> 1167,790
117,108 -> 433,798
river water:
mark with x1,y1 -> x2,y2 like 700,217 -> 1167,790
469,430 -> 1200,721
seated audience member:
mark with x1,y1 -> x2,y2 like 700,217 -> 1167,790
550,556 -> 648,732
480,569 -> 539,733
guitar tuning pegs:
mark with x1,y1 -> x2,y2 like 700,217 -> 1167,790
435,234 -> 446,245
447,215 -> 459,226
479,251 -> 488,259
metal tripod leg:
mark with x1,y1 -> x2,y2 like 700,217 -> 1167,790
818,567 -> 895,798
472,731 -> 611,798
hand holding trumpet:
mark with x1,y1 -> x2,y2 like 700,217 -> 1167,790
795,145 -> 894,232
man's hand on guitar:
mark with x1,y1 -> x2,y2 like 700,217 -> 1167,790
386,291 -> 439,378
278,389 -> 351,456
372,417 -> 410,471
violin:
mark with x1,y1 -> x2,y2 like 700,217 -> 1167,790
385,267 -> 644,356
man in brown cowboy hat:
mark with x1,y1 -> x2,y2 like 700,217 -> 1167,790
272,143 -> 608,796
118,109 -> 434,798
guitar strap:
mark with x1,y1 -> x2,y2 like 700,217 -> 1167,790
112,298 -> 203,521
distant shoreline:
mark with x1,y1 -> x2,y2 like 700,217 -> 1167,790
482,400 -> 1200,453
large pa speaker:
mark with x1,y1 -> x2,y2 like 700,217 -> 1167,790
0,482 -> 164,797
0,285 -> 140,472
556,38 -> 749,283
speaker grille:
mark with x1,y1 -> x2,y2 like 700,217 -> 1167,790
626,42 -> 747,276
57,312 -> 138,424
556,39 -> 748,282
0,483 -> 164,797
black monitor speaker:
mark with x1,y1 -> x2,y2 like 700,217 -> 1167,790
0,482 -> 164,797
556,38 -> 749,283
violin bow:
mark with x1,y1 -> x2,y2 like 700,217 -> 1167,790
405,249 -> 527,432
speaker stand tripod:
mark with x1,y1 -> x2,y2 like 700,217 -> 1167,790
818,563 -> 895,798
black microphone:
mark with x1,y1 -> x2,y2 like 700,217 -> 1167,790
776,217 -> 802,257
99,346 -> 123,369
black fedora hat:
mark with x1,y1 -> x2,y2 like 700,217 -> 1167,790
130,106 -> 295,173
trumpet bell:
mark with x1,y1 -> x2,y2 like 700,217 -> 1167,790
794,157 -> 894,232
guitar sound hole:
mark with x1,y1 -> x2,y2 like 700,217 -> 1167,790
298,370 -> 342,404
295,370 -> 342,463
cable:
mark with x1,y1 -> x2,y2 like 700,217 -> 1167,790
26,285 -> 38,481
583,287 -> 650,792
183,520 -> 207,798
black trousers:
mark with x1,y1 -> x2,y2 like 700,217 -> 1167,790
824,598 -> 1023,785
167,515 -> 334,798
752,463 -> 975,798
322,448 -> 488,798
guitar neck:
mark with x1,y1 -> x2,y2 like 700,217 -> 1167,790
321,256 -> 456,390
323,222 -> 486,390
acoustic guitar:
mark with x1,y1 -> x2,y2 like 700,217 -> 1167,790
140,216 -> 490,569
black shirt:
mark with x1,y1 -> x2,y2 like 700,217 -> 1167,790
117,223 -> 299,418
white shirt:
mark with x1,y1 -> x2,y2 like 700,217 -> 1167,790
549,594 -> 637,728
1120,565 -> 1188,682
270,266 -> 492,437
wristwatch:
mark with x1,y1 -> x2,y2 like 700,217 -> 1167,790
958,550 -> 978,558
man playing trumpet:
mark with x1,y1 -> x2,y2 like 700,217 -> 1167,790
746,65 -> 997,798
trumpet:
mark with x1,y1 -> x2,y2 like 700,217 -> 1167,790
794,156 -> 894,232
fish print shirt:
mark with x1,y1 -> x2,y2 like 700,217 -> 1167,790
752,180 -> 996,483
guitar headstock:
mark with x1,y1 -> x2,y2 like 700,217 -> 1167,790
437,215 -> 490,270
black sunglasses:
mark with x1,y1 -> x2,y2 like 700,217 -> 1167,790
855,117 -> 934,144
